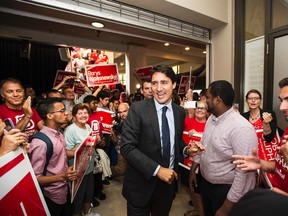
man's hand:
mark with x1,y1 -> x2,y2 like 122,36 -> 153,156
280,134 -> 288,164
0,119 -> 6,136
0,129 -> 28,156
22,96 -> 33,118
215,199 -> 234,216
156,167 -> 178,184
186,141 -> 205,156
232,148 -> 261,171
63,166 -> 77,182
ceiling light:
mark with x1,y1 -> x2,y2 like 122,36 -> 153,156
120,62 -> 125,66
91,22 -> 104,28
164,43 -> 170,46
203,51 -> 207,54
185,47 -> 190,51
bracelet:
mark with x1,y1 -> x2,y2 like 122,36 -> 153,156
23,115 -> 31,119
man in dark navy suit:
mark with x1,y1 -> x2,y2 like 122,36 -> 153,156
121,65 -> 194,216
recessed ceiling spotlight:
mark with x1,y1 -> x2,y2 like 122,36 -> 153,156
185,47 -> 190,51
203,51 -> 207,54
164,43 -> 170,46
91,22 -> 104,28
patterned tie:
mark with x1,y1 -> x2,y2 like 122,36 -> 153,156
162,106 -> 170,168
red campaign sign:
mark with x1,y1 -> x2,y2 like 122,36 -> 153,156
178,76 -> 189,95
134,66 -> 152,82
256,129 -> 280,186
0,148 -> 50,215
71,133 -> 98,202
181,131 -> 202,169
96,108 -> 114,134
53,70 -> 86,95
85,64 -> 119,87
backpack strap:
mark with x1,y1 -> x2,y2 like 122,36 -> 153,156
31,132 -> 53,176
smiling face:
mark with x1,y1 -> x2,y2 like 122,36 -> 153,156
74,108 -> 89,124
195,101 -> 208,121
0,81 -> 25,109
151,72 -> 176,105
279,86 -> 288,121
246,92 -> 261,110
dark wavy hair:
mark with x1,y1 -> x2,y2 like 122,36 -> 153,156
36,98 -> 63,121
150,65 -> 176,84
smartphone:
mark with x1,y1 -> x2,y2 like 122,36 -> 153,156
184,101 -> 197,109
4,118 -> 15,132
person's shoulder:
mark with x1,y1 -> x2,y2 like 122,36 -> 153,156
241,110 -> 250,119
64,123 -> 77,133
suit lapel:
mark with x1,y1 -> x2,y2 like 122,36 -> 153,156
147,99 -> 161,150
172,103 -> 179,141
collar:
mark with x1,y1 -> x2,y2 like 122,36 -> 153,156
154,99 -> 173,112
42,125 -> 62,137
211,107 -> 234,122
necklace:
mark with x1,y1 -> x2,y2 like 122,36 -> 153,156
249,113 -> 260,121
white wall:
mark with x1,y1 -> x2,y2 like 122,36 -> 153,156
210,0 -> 234,83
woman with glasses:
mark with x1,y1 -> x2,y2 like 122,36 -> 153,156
242,89 -> 277,142
242,89 -> 279,189
183,100 -> 208,216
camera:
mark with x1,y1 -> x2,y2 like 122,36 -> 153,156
112,112 -> 123,135
66,78 -> 74,83
66,78 -> 80,83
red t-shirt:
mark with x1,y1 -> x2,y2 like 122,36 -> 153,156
182,117 -> 206,167
87,112 -> 103,137
273,127 -> 288,193
0,104 -> 42,140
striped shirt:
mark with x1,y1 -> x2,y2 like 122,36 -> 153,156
194,108 -> 258,202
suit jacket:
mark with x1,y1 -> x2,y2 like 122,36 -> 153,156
120,98 -> 186,206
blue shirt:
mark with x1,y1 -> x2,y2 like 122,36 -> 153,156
153,99 -> 175,175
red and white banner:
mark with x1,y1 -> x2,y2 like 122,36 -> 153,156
96,108 -> 114,134
180,131 -> 202,169
178,75 -> 197,94
53,70 -> 86,95
256,129 -> 280,187
134,66 -> 152,82
71,133 -> 98,202
85,64 -> 119,87
178,76 -> 189,95
0,148 -> 50,216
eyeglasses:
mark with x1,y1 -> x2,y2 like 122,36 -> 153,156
247,97 -> 260,101
50,108 -> 66,114
196,107 -> 207,111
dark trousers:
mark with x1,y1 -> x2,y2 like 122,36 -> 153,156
45,197 -> 72,216
200,177 -> 231,216
93,172 -> 104,196
127,180 -> 176,216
